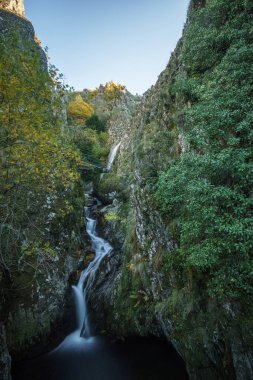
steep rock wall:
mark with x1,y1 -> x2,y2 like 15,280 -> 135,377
88,1 -> 253,379
0,9 -> 82,380
0,9 -> 47,69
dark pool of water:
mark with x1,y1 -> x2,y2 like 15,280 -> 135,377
12,335 -> 188,380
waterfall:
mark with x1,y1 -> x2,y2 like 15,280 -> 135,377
52,194 -> 112,352
72,204 -> 112,338
19,194 -> 189,380
106,142 -> 121,171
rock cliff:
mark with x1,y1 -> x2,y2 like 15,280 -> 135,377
0,8 -> 83,380
0,8 -> 47,70
0,0 -> 25,17
88,1 -> 253,379
81,84 -> 140,146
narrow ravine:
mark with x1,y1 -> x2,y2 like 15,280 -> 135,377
12,191 -> 188,380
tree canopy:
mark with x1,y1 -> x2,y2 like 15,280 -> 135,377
67,95 -> 94,124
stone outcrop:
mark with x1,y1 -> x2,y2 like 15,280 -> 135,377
0,8 -> 47,70
82,86 -> 140,146
0,0 -> 25,17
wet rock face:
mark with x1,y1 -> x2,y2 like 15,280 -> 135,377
0,326 -> 11,380
5,255 -> 76,357
0,0 -> 25,17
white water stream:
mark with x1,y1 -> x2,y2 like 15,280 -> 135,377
74,204 -> 112,337
53,195 -> 112,352
106,142 -> 121,171
14,195 -> 189,380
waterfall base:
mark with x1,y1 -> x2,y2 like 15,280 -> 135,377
12,336 -> 188,380
12,192 -> 188,379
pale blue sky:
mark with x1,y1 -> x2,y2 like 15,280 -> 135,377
25,0 -> 189,94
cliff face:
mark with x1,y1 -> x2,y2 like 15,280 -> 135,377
0,8 -> 83,380
0,0 -> 25,16
0,8 -> 47,69
88,1 -> 253,379
81,85 -> 140,146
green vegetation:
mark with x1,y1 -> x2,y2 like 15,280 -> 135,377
103,81 -> 126,101
104,211 -> 119,222
85,114 -> 107,132
67,95 -> 94,124
107,206 -> 152,335
156,0 -> 253,302
66,100 -> 110,174
0,33 -> 83,280
88,81 -> 126,102
97,173 -> 122,195
70,126 -> 109,168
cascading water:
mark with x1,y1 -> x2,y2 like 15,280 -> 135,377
72,202 -> 112,339
106,142 -> 121,171
53,194 -> 113,352
12,192 -> 189,380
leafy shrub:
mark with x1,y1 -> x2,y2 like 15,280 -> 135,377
71,127 -> 109,166
85,114 -> 107,132
104,212 -> 119,222
98,173 -> 123,195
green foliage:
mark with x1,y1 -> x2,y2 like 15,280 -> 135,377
0,33 -> 83,273
67,99 -> 110,170
111,209 -> 151,335
156,0 -> 253,302
104,211 -> 119,222
67,95 -> 94,124
70,126 -> 109,167
88,81 -> 126,102
98,173 -> 123,195
85,114 -> 107,132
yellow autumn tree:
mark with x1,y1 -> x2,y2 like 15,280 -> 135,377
67,95 -> 94,124
104,81 -> 126,100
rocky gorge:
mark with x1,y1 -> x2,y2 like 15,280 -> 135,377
0,0 -> 253,379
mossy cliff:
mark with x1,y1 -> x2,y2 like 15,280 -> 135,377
88,1 -> 253,379
0,8 -> 47,68
0,9 -> 84,379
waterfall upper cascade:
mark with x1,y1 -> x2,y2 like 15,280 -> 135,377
106,142 -> 121,171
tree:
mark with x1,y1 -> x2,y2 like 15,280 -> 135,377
67,95 -> 94,124
85,114 -> 107,132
